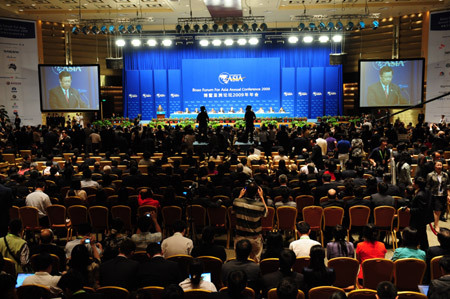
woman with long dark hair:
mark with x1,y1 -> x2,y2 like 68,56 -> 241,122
326,225 -> 355,259
391,227 -> 426,261
68,244 -> 99,288
426,160 -> 450,232
355,224 -> 387,281
302,245 -> 335,291
179,259 -> 216,292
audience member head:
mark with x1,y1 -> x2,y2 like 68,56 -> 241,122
235,239 -> 252,261
376,281 -> 397,299
200,226 -> 215,245
377,182 -> 388,195
173,220 -> 187,234
327,188 -> 337,200
0,271 -> 16,299
227,270 -> 247,298
245,181 -> 258,199
437,228 -> 450,249
39,229 -> 54,245
401,227 -> 419,249
137,215 -> 152,233
279,249 -> 296,274
69,244 -> 91,271
276,277 -> 298,299
279,174 -> 288,185
439,255 -> 450,275
34,252 -> 53,273
110,217 -> 125,235
76,223 -> 92,237
119,239 -> 136,257
162,284 -> 184,299
332,225 -> 349,256
413,176 -> 426,190
296,221 -> 310,236
9,219 -> 22,236
265,231 -> 283,256
309,245 -> 326,270
82,168 -> 92,179
322,173 -> 331,183
57,270 -> 85,298
363,223 -> 378,243
188,259 -> 204,285
146,242 -> 162,257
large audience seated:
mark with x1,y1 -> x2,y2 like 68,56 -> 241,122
0,113 -> 449,298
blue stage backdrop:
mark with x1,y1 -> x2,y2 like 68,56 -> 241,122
123,45 -> 343,119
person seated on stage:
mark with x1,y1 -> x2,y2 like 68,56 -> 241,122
238,107 -> 244,113
279,107 -> 286,113
210,108 -> 216,113
269,107 -> 275,113
184,107 -> 190,113
194,108 -> 199,113
257,107 -> 265,113
218,107 -> 225,113
229,107 -> 235,113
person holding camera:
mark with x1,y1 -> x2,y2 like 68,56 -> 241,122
233,181 -> 268,262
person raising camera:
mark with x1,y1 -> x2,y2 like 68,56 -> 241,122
233,181 -> 268,262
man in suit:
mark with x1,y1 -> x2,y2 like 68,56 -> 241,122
314,174 -> 336,205
366,66 -> 408,106
49,71 -> 88,109
99,239 -> 139,290
428,255 -> 450,298
370,182 -> 395,208
424,228 -> 450,283
136,242 -> 182,288
0,181 -> 13,237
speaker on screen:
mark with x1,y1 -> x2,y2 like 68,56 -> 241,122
329,53 -> 347,65
106,58 -> 123,69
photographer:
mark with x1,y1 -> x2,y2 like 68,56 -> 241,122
233,181 -> 268,262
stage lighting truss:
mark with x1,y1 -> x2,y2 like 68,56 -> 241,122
192,35 -> 262,47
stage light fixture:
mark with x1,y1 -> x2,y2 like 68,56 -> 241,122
232,23 -> 239,32
303,35 -> 313,43
327,22 -> 334,31
199,39 -> 209,47
212,39 -> 221,46
131,39 -> 141,47
108,25 -> 115,34
237,38 -> 247,45
318,22 -> 326,31
136,25 -> 142,33
193,24 -> 200,32
115,39 -> 126,47
118,25 -> 127,34
251,23 -> 258,31
308,23 -> 316,31
212,24 -> 219,32
332,34 -> 342,43
91,26 -> 99,34
288,36 -> 299,44
147,39 -> 157,47
202,24 -> 209,32
335,21 -> 343,31
100,25 -> 108,34
72,26 -> 80,34
260,23 -> 267,31
224,38 -> 234,46
176,24 -> 182,33
222,23 -> 229,32
249,37 -> 259,45
319,35 -> 329,43
241,23 -> 249,31
298,23 -> 305,31
184,24 -> 190,32
127,25 -> 135,33
81,26 -> 90,35
346,22 -> 354,31
372,20 -> 379,29
358,21 -> 365,29
162,39 -> 172,47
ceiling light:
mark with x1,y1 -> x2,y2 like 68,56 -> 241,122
118,25 -> 127,34
249,37 -> 259,45
184,24 -> 190,32
332,34 -> 342,43
176,24 -> 182,33
199,39 -> 209,47
91,26 -> 99,35
131,39 -> 141,47
193,24 -> 200,32
127,25 -> 135,33
303,36 -> 313,43
115,39 -> 126,47
372,20 -> 379,29
288,36 -> 299,44
72,26 -> 80,34
346,22 -> 354,31
251,23 -> 258,31
100,25 -> 108,34
241,24 -> 249,31
147,39 -> 157,47
298,23 -> 305,31
212,39 -> 221,46
162,39 -> 172,47
136,25 -> 142,33
108,25 -> 115,34
308,23 -> 316,31
319,35 -> 329,43
358,21 -> 365,29
222,23 -> 229,32
237,38 -> 247,45
81,26 -> 90,35
202,24 -> 209,32
224,39 -> 234,46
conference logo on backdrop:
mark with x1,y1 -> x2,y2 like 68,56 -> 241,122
156,93 -> 166,98
142,94 -> 152,98
170,93 -> 180,98
51,66 -> 82,75
298,92 -> 308,96
218,72 -> 245,84
283,92 -> 293,96
313,92 -> 323,96
373,61 -> 406,70
327,91 -> 337,96
128,94 -> 138,98
11,87 -> 18,93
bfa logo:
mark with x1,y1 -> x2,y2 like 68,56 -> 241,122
298,92 -> 308,96
283,92 -> 293,96
218,72 -> 245,84
51,66 -> 82,75
142,94 -> 152,98
327,91 -> 337,96
170,93 -> 180,98
373,61 -> 405,70
156,93 -> 166,98
128,94 -> 138,98
313,92 -> 322,96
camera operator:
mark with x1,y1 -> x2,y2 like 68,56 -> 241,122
233,181 -> 268,262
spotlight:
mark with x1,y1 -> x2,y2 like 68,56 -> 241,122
303,35 -> 313,43
260,23 -> 267,31
318,22 -> 326,31
184,24 -> 190,32
81,26 -> 90,35
237,38 -> 247,45
251,23 -> 258,31
108,25 -> 115,34
118,25 -> 126,34
319,35 -> 329,43
249,37 -> 259,45
131,39 -> 141,47
288,36 -> 299,44
136,25 -> 142,33
212,24 -> 219,32
127,25 -> 135,33
232,23 -> 239,32
176,24 -> 182,33
224,39 -> 234,46
298,23 -> 305,31
115,39 -> 126,47
162,39 -> 172,47
91,26 -> 99,34
372,20 -> 379,29
212,39 -> 221,46
147,39 -> 157,47
335,21 -> 343,30
327,22 -> 334,31
241,23 -> 249,31
346,22 -> 354,31
202,24 -> 209,32
308,23 -> 316,31
193,24 -> 200,32
358,21 -> 365,29
72,26 -> 80,34
199,39 -> 209,47
332,34 -> 342,43
100,25 -> 108,34
222,23 -> 229,32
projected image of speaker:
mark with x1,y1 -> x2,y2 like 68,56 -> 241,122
329,53 -> 347,65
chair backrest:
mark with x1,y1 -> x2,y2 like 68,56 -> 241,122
207,206 -> 227,228
64,196 -> 84,207
394,258 -> 426,291
111,205 -> 132,231
302,206 -> 323,231
276,206 -> 298,231
262,207 -> 276,231
197,255 -> 223,289
295,195 -> 314,218
82,187 -> 98,196
347,289 -> 377,299
46,204 -> 67,227
16,284 -> 53,299
328,257 -> 359,289
397,291 -> 428,299
103,187 -> 116,198
67,205 -> 88,227
184,289 -> 212,299
166,254 -> 194,279
162,206 -> 183,227
140,286 -> 164,299
18,206 -> 40,230
9,206 -> 19,220
396,208 -> 411,231
349,205 -> 371,228
88,206 -> 109,232
430,255 -> 444,280
323,207 -> 344,228
374,206 -> 396,229
362,258 -> 394,290
132,251 -> 150,263
260,258 -> 280,276
227,206 -> 237,228
309,286 -> 345,299
3,257 -> 16,277
268,288 -> 305,299
97,286 -> 130,299
187,205 -> 207,229
293,256 -> 311,273
220,287 -> 256,299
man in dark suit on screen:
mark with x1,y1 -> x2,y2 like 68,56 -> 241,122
367,66 -> 408,106
49,71 -> 88,109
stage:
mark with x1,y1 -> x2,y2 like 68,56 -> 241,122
169,111 -> 291,119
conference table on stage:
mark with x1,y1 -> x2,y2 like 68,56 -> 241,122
169,112 -> 291,119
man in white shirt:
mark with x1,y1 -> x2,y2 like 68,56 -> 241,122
23,253 -> 62,296
316,133 -> 327,156
80,168 -> 100,189
25,181 -> 51,227
289,221 -> 320,257
162,220 -> 193,258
